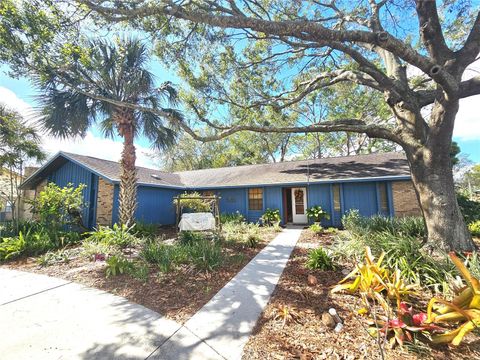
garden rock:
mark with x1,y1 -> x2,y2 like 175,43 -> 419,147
321,312 -> 336,328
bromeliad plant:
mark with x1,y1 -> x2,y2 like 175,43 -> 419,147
426,252 -> 480,346
331,247 -> 417,310
368,302 -> 443,347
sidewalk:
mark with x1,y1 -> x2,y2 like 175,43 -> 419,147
151,227 -> 302,360
0,227 -> 302,360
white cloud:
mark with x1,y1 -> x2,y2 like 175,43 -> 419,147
0,86 -> 159,169
455,59 -> 480,141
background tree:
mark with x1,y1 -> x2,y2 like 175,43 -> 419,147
0,105 -> 45,222
78,0 -> 480,251
37,38 -> 181,226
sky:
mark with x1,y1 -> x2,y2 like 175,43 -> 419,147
1,51 -> 480,169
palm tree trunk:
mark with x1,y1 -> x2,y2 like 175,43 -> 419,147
115,108 -> 137,227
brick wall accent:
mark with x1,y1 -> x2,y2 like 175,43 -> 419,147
96,177 -> 114,226
392,180 -> 421,217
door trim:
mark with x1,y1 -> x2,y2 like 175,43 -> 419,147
291,187 -> 308,224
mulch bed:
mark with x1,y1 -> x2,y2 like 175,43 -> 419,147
2,227 -> 278,324
242,230 -> 480,360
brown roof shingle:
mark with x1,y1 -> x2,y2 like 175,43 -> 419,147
22,151 -> 411,189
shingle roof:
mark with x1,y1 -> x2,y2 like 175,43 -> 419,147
21,151 -> 411,190
63,152 -> 183,187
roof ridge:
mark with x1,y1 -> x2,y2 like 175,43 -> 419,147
173,150 -> 404,174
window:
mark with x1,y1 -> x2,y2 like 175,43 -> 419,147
378,183 -> 389,213
333,184 -> 341,211
248,188 -> 263,211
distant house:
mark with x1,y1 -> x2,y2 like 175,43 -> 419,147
20,151 -> 421,228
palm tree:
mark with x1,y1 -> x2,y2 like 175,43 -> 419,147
37,38 -> 181,226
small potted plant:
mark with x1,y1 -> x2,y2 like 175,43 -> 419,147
306,205 -> 330,225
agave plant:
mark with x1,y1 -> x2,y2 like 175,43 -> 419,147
426,252 -> 480,345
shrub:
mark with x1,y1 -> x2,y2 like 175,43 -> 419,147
179,230 -> 205,245
468,220 -> 480,237
335,212 -> 454,290
133,222 -> 158,238
174,191 -> 211,212
457,193 -> 480,224
37,249 -> 72,267
306,205 -> 330,223
85,224 -> 138,248
309,223 -> 323,234
246,233 -> 261,248
33,183 -> 87,231
261,208 -> 281,226
187,240 -> 223,271
306,247 -> 335,270
220,211 -> 245,224
105,255 -> 133,277
0,232 -> 26,261
128,261 -> 150,282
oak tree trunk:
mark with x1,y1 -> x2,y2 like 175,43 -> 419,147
115,108 -> 138,227
402,99 -> 475,252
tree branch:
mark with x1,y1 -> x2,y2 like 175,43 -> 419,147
416,76 -> 480,107
78,0 -> 458,93
454,11 -> 480,74
415,0 -> 453,64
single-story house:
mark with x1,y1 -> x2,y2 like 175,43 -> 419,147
20,151 -> 421,228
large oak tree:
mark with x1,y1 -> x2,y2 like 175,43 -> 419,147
76,0 -> 480,251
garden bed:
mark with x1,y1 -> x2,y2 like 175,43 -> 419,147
2,225 -> 279,324
242,230 -> 480,360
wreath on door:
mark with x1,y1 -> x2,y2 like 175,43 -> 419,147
294,189 -> 304,201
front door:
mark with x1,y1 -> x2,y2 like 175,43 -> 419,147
291,187 -> 308,224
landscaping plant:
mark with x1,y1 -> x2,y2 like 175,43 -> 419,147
261,208 -> 281,226
105,255 -> 134,277
426,252 -> 480,346
332,247 -> 417,310
179,230 -> 205,245
309,223 -> 323,235
220,211 -> 245,224
368,302 -> 442,347
306,205 -> 330,223
468,220 -> 480,237
305,247 -> 335,271
85,224 -> 138,249
174,192 -> 211,212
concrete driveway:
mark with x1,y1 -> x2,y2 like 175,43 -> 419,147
0,268 -> 182,360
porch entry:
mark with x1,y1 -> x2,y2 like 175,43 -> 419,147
282,187 -> 308,224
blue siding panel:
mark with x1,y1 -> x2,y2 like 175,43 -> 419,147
136,186 -> 180,225
307,184 -> 333,226
217,188 -> 247,217
112,185 -> 180,225
343,182 -> 378,217
48,161 -> 97,228
264,186 -> 283,222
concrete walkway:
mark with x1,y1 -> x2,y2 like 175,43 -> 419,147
152,227 -> 302,360
0,227 -> 301,360
0,268 -> 182,360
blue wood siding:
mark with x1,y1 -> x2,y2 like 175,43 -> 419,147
343,182 -> 378,217
112,185 -> 180,225
307,184 -> 333,226
48,160 -> 98,228
217,188 -> 247,218
264,186 -> 283,222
